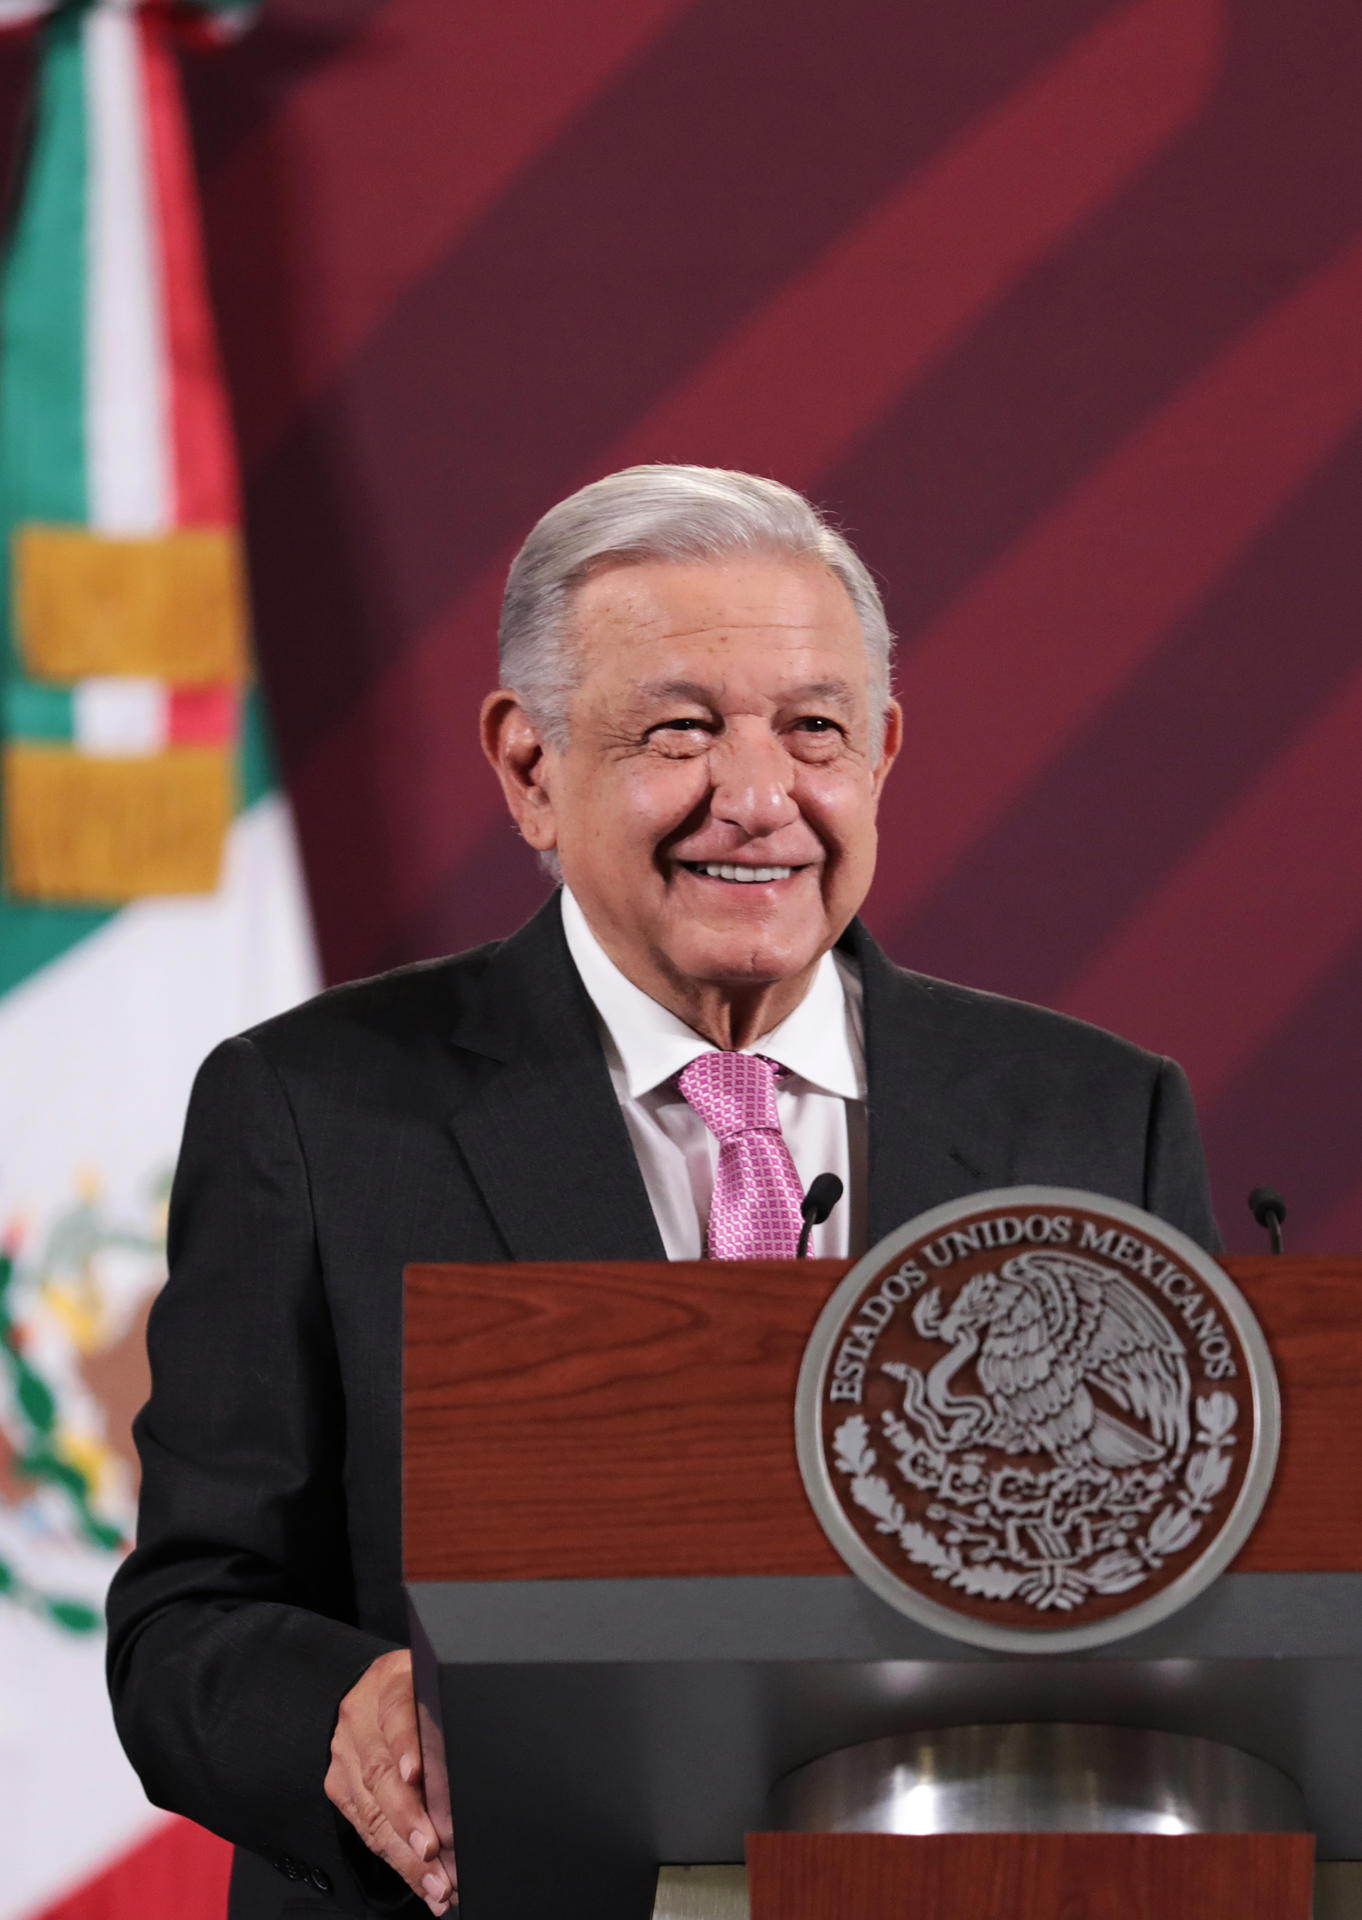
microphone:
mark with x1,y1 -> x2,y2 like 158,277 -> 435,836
797,1173 -> 844,1260
1248,1186 -> 1287,1256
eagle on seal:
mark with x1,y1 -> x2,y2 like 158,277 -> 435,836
884,1249 -> 1191,1470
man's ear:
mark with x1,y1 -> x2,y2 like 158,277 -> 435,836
871,698 -> 903,798
479,691 -> 559,851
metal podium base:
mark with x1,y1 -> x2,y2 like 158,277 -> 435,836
768,1723 -> 1309,1835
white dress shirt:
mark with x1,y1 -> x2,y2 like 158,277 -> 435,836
560,888 -> 867,1259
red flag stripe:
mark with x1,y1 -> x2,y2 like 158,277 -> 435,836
207,0 -> 695,471
1060,657 -> 1362,1101
289,0 -> 1221,976
28,1818 -> 231,1920
167,685 -> 238,746
862,223 -> 1362,932
138,10 -> 240,525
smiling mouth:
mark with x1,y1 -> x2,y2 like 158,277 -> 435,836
680,861 -> 802,883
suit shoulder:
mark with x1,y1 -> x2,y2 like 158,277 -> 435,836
237,939 -> 505,1063
879,960 -> 1169,1086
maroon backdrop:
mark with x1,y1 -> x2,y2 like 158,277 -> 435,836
4,0 -> 1360,1251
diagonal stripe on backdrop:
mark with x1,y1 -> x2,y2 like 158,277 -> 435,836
825,0 -> 1362,653
864,223 -> 1362,939
1314,1181 -> 1362,1257
308,210 -> 1362,976
1060,658 -> 1362,1104
1198,931 -> 1362,1254
247,0 -> 1118,780
287,0 -> 1221,977
206,0 -> 693,470
881,426 -> 1362,1013
595,0 -> 1223,481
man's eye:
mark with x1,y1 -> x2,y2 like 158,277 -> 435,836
645,718 -> 711,749
793,716 -> 843,735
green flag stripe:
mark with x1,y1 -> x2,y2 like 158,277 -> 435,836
0,15 -> 104,993
0,11 -> 89,680
4,680 -> 72,741
0,14 -> 89,520
237,684 -> 277,813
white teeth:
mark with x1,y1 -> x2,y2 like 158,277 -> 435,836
693,863 -> 795,883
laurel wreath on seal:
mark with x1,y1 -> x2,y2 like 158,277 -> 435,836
830,1391 -> 1238,1612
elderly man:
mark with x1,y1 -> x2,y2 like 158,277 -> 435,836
107,467 -> 1218,1919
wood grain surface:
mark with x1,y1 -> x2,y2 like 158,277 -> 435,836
402,1255 -> 1362,1582
744,1832 -> 1316,1920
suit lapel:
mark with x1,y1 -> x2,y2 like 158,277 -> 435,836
851,922 -> 1012,1242
445,896 -> 665,1262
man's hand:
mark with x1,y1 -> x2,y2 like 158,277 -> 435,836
325,1649 -> 455,1915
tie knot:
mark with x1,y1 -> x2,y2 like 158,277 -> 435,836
677,1051 -> 784,1140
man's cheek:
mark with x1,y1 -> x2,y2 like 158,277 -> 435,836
628,767 -> 703,831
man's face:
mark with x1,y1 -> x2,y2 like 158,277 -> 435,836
509,555 -> 900,1026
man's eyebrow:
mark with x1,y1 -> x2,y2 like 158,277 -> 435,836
784,678 -> 857,707
632,679 -> 716,705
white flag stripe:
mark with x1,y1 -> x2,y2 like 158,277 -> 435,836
84,7 -> 170,535
0,1600 -> 166,1920
0,797 -> 319,1920
0,797 -> 318,1285
73,676 -> 167,754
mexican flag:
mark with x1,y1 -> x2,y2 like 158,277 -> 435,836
0,5 -> 318,1914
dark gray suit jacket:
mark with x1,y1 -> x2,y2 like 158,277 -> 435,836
105,894 -> 1218,1918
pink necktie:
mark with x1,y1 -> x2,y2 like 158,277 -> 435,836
678,1052 -> 806,1259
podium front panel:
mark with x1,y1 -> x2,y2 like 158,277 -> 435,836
404,1255 -> 1362,1920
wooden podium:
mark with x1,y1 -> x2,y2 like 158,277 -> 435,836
402,1256 -> 1362,1920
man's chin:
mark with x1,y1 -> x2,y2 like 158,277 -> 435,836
657,928 -> 825,993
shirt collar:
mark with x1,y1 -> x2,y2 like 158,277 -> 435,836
560,887 -> 864,1102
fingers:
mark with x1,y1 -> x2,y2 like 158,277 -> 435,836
325,1649 -> 457,1915
346,1799 -> 453,1915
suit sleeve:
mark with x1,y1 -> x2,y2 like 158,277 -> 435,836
1143,1056 -> 1222,1253
105,1035 -> 409,1914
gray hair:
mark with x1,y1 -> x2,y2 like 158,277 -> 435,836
498,464 -> 895,750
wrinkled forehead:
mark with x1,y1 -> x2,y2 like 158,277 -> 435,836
566,554 -> 870,673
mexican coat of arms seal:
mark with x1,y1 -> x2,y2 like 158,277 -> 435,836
795,1189 -> 1280,1652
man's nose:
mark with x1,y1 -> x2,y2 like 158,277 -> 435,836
708,727 -> 799,836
